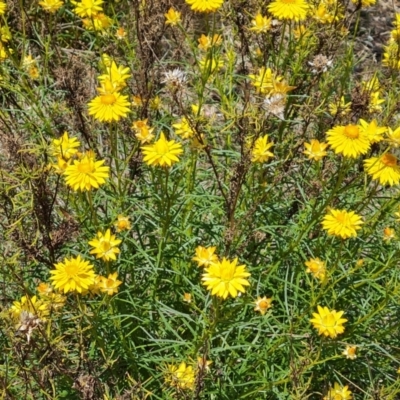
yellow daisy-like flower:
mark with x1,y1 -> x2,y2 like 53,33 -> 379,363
328,96 -> 351,117
251,135 -> 274,163
185,0 -> 223,13
132,119 -> 155,143
64,152 -> 109,191
192,245 -> 218,267
165,7 -> 181,25
183,293 -> 192,303
324,382 -> 353,400
387,127 -> 400,148
342,346 -> 357,360
267,0 -> 309,21
173,117 -> 195,139
322,208 -> 363,239
202,257 -> 251,299
197,34 -> 222,51
358,119 -> 386,144
88,229 -> 122,262
114,215 -> 131,232
305,257 -> 326,281
364,153 -> 400,186
72,0 -> 103,17
383,227 -> 395,242
199,56 -> 223,74
9,295 -> 49,321
50,255 -> 96,294
141,132 -> 183,167
51,131 -> 80,160
310,305 -> 347,339
326,124 -> 370,158
99,272 -> 122,295
0,1 -> 6,15
82,13 -> 112,31
38,0 -> 64,12
303,139 -> 328,161
249,13 -> 272,33
88,92 -> 130,122
254,296 -> 273,315
165,362 -> 195,390
98,61 -> 131,92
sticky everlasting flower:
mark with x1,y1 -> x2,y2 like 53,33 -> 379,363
0,1 -> 6,15
114,215 -> 131,232
88,229 -> 122,262
364,154 -> 400,186
64,152 -> 109,191
51,131 -> 80,160
9,295 -> 49,321
322,208 -> 363,239
193,246 -> 218,267
185,0 -> 224,13
50,255 -> 96,294
173,117 -> 195,139
88,92 -> 130,122
383,227 -> 395,242
251,135 -> 274,163
38,0 -> 64,12
305,258 -> 326,281
165,7 -> 181,25
254,296 -> 273,315
72,0 -> 103,17
303,139 -> 328,161
326,124 -> 370,158
141,133 -> 183,167
82,13 -> 112,31
324,382 -> 352,400
165,362 -> 195,390
99,272 -> 122,295
132,119 -> 155,143
202,257 -> 250,299
358,119 -> 386,144
343,346 -> 357,360
267,0 -> 309,21
249,13 -> 272,33
310,305 -> 347,338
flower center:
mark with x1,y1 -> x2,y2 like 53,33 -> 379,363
322,313 -> 336,328
155,140 -> 169,155
381,153 -> 397,167
100,240 -> 112,253
259,300 -> 269,309
77,161 -> 94,174
65,262 -> 79,277
100,94 -> 117,105
344,125 -> 359,139
335,211 -> 349,225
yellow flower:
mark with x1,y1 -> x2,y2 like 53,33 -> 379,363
165,7 -> 181,25
322,208 -> 363,239
37,282 -> 53,295
141,132 -> 183,167
150,96 -> 161,110
98,61 -> 131,92
251,135 -> 274,163
305,258 -> 326,281
202,257 -> 251,299
72,0 -> 103,17
324,382 -> 352,400
383,227 -> 395,242
9,295 -> 49,321
38,0 -> 64,12
197,357 -> 212,372
114,215 -> 131,232
197,34 -> 222,51
254,296 -> 273,315
173,117 -> 195,139
351,0 -> 375,6
328,96 -> 351,116
0,1 -> 6,15
342,346 -> 357,360
87,275 -> 103,296
50,255 -> 96,294
364,153 -> 400,186
249,13 -> 272,33
303,139 -> 328,161
267,0 -> 309,21
199,56 -> 223,74
310,305 -> 347,339
192,246 -> 218,267
165,362 -> 195,390
99,272 -> 122,295
115,27 -> 126,39
88,92 -> 130,122
50,156 -> 70,174
51,131 -> 80,160
0,26 -> 11,42
82,13 -> 112,31
64,152 -> 109,191
88,229 -> 122,262
368,90 -> 385,113
383,41 -> 400,69
358,119 -> 386,144
185,0 -> 224,13
132,119 -> 155,143
248,67 -> 295,96
183,293 -> 192,303
326,124 -> 370,158
0,42 -> 11,61
387,127 -> 400,147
